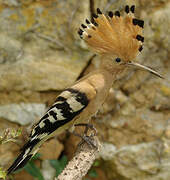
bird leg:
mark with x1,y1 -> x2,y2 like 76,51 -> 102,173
68,123 -> 98,148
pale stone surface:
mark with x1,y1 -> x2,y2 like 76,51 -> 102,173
99,142 -> 117,160
0,0 -> 91,91
0,103 -> 46,125
41,160 -> 56,180
99,141 -> 170,180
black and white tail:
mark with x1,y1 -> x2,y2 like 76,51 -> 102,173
7,139 -> 39,175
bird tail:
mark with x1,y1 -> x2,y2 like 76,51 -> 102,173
7,139 -> 40,175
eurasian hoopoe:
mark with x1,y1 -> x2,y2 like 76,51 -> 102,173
7,5 -> 163,175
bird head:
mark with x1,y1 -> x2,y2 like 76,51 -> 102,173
78,5 -> 163,78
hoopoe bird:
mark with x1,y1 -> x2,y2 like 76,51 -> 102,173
7,5 -> 163,175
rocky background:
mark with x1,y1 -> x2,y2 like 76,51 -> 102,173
0,0 -> 169,179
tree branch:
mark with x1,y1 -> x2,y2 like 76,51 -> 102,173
56,136 -> 100,180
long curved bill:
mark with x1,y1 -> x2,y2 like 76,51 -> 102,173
127,62 -> 164,79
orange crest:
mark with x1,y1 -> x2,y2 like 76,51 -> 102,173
78,5 -> 144,61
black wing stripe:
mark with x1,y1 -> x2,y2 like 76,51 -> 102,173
66,88 -> 89,106
31,88 -> 89,138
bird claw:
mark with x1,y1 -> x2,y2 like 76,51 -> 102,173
78,135 -> 97,149
68,123 -> 98,148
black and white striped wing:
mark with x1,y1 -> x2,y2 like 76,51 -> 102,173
7,88 -> 89,174
31,88 -> 89,140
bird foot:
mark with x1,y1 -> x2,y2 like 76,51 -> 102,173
67,123 -> 97,148
71,131 -> 97,149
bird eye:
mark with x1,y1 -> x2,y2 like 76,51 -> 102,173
115,57 -> 121,63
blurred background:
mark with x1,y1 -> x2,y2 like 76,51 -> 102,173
0,0 -> 169,179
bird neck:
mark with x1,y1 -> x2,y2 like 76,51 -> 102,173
83,66 -> 118,95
